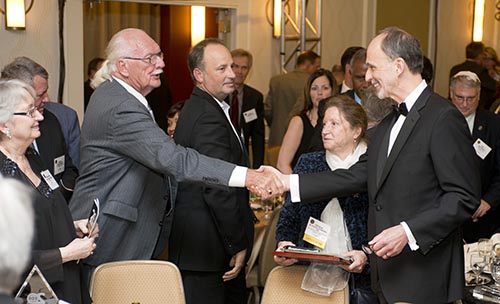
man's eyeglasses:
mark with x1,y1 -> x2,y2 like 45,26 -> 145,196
13,106 -> 38,118
122,51 -> 163,65
454,95 -> 478,103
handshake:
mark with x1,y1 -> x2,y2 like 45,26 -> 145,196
245,166 -> 290,199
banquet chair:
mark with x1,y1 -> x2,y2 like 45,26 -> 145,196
246,207 -> 281,304
89,260 -> 185,304
261,265 -> 349,304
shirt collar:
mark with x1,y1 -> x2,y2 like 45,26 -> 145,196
401,80 -> 427,112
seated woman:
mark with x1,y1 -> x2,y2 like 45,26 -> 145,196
277,69 -> 337,174
0,79 -> 96,304
275,95 -> 377,303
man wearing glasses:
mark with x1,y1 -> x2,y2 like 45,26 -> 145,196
450,71 -> 500,243
69,28 -> 283,284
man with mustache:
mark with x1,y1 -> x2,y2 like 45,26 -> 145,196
69,29 -> 283,284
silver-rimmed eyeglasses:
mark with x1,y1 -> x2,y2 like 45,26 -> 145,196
13,106 -> 38,118
122,51 -> 163,65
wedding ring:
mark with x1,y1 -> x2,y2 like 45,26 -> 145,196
267,189 -> 273,195
90,251 -> 94,255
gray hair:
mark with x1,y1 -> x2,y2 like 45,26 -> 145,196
379,27 -> 423,75
361,86 -> 395,125
92,28 -> 153,88
450,71 -> 481,90
230,48 -> 253,69
0,176 -> 34,292
0,79 -> 36,124
1,57 -> 49,87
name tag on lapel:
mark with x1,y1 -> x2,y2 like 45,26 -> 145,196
53,155 -> 65,175
243,108 -> 258,123
473,138 -> 491,160
41,170 -> 59,190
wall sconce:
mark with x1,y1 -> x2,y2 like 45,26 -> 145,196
191,6 -> 205,46
273,0 -> 282,38
472,0 -> 485,41
0,0 -> 34,30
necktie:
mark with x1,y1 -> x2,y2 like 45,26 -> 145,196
231,91 -> 239,129
394,102 -> 408,117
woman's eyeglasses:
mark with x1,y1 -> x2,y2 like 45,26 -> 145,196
13,106 -> 38,118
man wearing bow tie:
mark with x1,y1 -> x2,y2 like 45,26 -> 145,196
450,71 -> 500,243
276,27 -> 480,303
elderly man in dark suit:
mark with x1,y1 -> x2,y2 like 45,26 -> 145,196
170,39 -> 254,304
69,28 -> 283,284
271,27 -> 480,303
227,48 -> 265,168
450,71 -> 500,242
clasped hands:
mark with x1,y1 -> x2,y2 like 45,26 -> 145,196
245,166 -> 289,199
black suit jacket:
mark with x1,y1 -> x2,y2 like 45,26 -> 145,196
449,60 -> 497,109
298,86 -> 480,303
463,109 -> 500,241
36,109 -> 78,202
240,85 -> 265,168
169,87 -> 254,272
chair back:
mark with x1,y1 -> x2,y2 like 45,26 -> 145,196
89,260 -> 185,304
257,206 -> 281,285
261,265 -> 348,304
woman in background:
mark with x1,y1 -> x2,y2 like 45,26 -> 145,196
277,69 -> 337,174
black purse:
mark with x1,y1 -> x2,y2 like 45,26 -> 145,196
349,275 -> 379,304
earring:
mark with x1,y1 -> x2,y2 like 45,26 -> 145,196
5,128 -> 11,139
353,138 -> 357,143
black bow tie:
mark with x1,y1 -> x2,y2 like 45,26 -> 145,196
394,102 -> 408,117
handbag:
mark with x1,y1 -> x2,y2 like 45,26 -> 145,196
349,275 -> 379,304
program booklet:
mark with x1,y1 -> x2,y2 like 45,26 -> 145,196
273,246 -> 353,265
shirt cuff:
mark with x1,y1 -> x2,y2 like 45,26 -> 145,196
229,166 -> 247,187
400,221 -> 419,251
289,174 -> 301,203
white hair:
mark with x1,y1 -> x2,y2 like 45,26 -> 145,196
0,79 -> 36,124
92,28 -> 151,89
0,176 -> 34,292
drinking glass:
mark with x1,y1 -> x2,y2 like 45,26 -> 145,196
491,256 -> 500,286
479,238 -> 493,258
470,254 -> 487,284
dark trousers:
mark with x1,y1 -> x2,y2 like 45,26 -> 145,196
181,269 -> 247,304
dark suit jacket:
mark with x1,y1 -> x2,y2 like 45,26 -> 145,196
169,87 -> 254,272
36,109 -> 78,202
227,84 -> 265,168
463,109 -> 500,241
297,86 -> 480,303
70,79 -> 236,267
449,60 -> 497,109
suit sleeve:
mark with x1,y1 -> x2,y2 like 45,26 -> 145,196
109,99 -> 236,189
298,154 -> 368,202
187,108 -> 249,255
406,107 -> 480,253
251,92 -> 265,168
481,118 -> 500,208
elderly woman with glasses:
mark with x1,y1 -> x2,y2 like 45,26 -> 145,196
275,95 -> 377,303
0,79 -> 95,304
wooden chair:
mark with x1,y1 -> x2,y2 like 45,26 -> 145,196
89,260 -> 185,304
246,207 -> 281,304
261,265 -> 349,304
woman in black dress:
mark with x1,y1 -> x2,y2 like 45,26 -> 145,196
0,79 -> 96,304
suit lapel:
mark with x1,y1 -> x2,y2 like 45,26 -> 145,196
472,110 -> 486,140
375,87 -> 431,193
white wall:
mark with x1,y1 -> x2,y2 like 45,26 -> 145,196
0,0 -> 498,121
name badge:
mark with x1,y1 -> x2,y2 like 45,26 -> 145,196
41,170 -> 59,190
473,138 -> 491,160
243,108 -> 258,123
53,155 -> 65,175
303,217 -> 330,249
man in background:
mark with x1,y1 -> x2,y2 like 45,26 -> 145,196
450,71 -> 500,242
265,50 -> 320,147
170,39 -> 254,304
338,46 -> 364,93
229,48 -> 265,168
